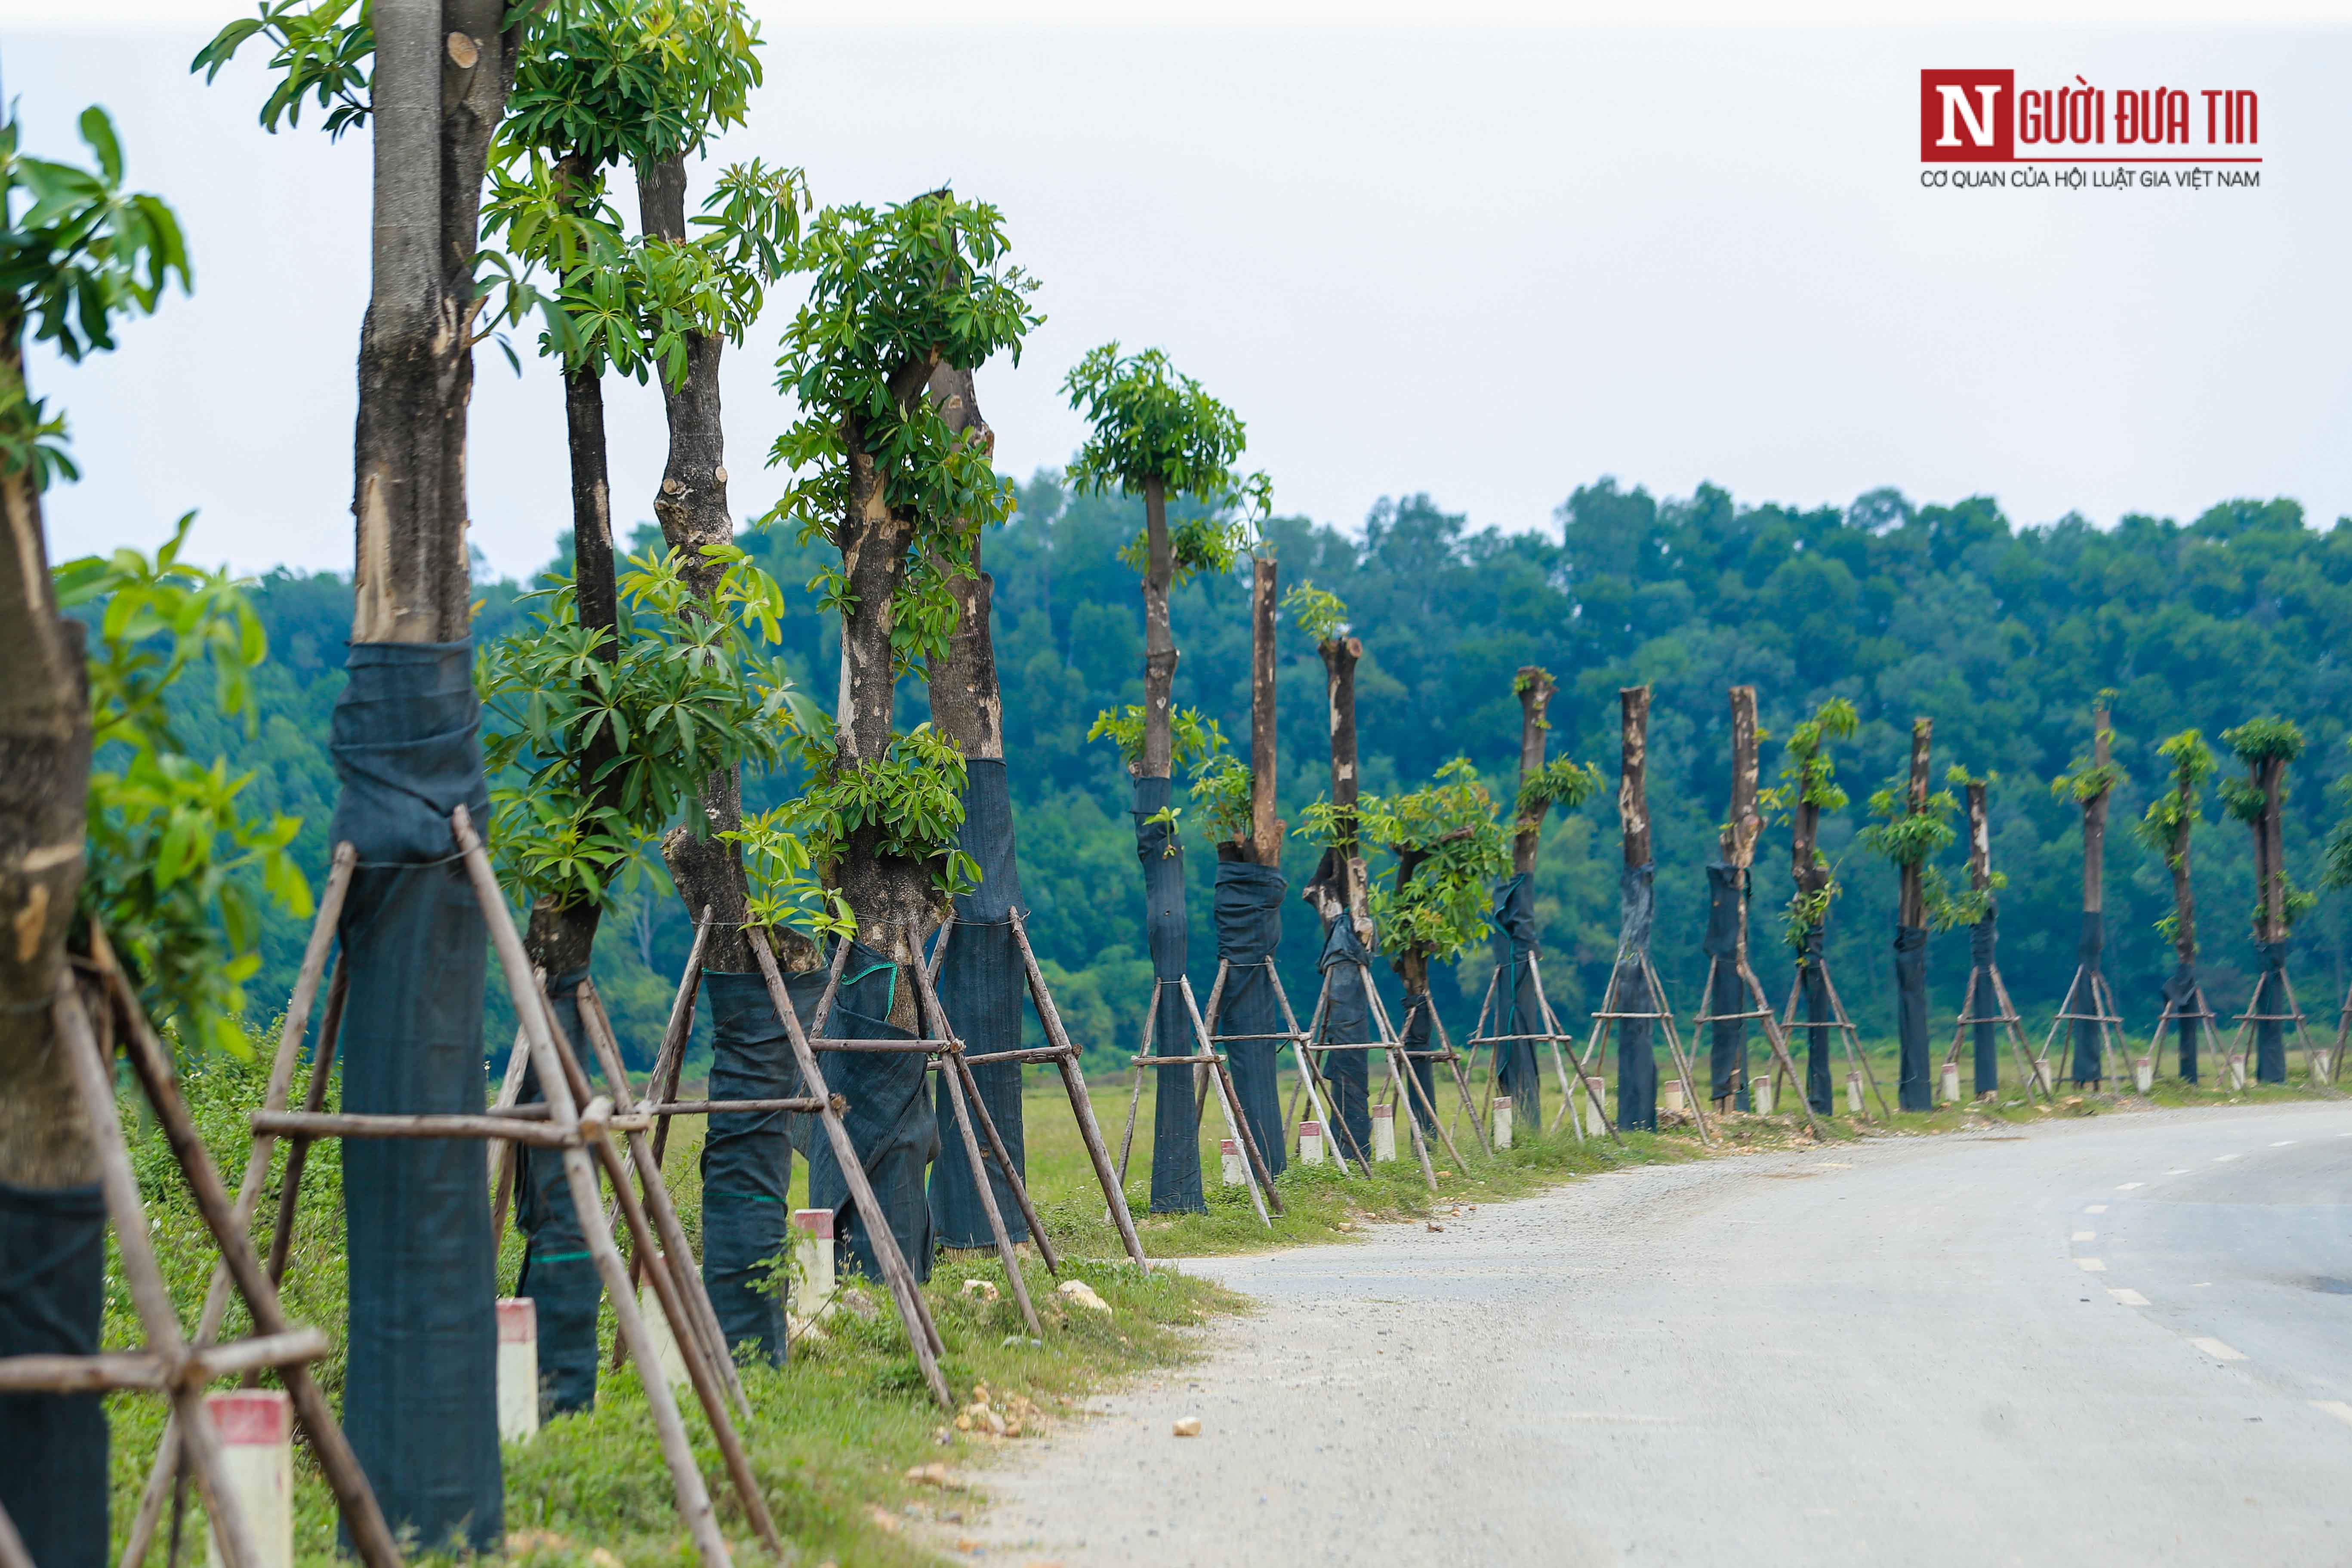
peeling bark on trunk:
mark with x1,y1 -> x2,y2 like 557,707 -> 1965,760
2082,705 -> 2111,917
1512,667 -> 1554,876
1898,719 -> 1932,928
0,323 -> 95,1192
1722,687 -> 1760,870
1619,686 -> 1651,870
923,365 -> 1003,764
1139,475 -> 1176,781
1309,636 -> 1369,934
1245,558 -> 1280,865
2256,758 -> 2287,943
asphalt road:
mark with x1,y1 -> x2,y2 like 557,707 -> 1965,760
955,1102 -> 2352,1567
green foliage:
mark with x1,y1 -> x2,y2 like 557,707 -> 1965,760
1360,759 -> 1511,964
1783,881 -> 1838,954
190,0 -> 372,139
764,189 -> 1040,673
476,544 -> 813,910
1859,777 -> 1959,869
1117,511 -> 1255,584
783,724 -> 981,897
1187,751 -> 1255,846
1,106 -> 190,485
1089,704 -> 1221,774
1281,582 -> 1349,644
2223,715 -> 2306,767
55,517 -> 310,1057
501,0 -> 762,171
1514,755 -> 1602,832
1062,342 -> 1267,513
2050,709 -> 2124,805
1762,697 -> 1857,819
2137,729 -> 2213,870
717,806 -> 854,938
1920,864 -> 2005,933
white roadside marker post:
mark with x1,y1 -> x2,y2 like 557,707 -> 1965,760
1298,1120 -> 1326,1165
636,1274 -> 692,1389
1371,1104 -> 1397,1162
1751,1074 -> 1774,1116
1661,1078 -> 1686,1117
204,1390 -> 293,1568
1220,1137 -> 1246,1185
1939,1062 -> 1960,1106
792,1208 -> 837,1319
1492,1096 -> 1514,1152
494,1297 -> 539,1444
1845,1072 -> 1863,1115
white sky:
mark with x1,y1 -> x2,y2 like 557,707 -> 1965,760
13,2 -> 2352,579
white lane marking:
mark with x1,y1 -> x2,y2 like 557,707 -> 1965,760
2168,1168 -> 2190,1174
2118,1182 -> 2145,1190
1553,1412 -> 1676,1423
2109,1288 -> 2149,1306
2215,1154 -> 2242,1162
2272,1140 -> 2298,1147
2312,1402 -> 2352,1427
2085,1204 -> 2108,1214
2076,1257 -> 2108,1272
2191,1337 -> 2247,1362
2073,1230 -> 2096,1241
2192,1282 -> 2212,1288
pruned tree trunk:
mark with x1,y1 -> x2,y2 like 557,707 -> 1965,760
1964,778 -> 2000,1097
2168,786 -> 2198,967
924,365 -> 1003,764
1245,557 -> 1279,865
1793,735 -> 1832,1106
1512,666 -> 1554,876
1615,686 -> 1658,1130
2072,705 -> 2112,1085
1313,636 -> 1368,930
1898,719 -> 1932,927
2251,754 -> 2291,1083
1710,687 -> 1759,1111
1895,718 -> 1933,1109
1137,475 -> 1178,780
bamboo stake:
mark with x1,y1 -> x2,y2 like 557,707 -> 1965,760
1529,949 -> 1619,1145
266,960 -> 347,1285
1179,977 -> 1277,1224
1007,909 -> 1147,1266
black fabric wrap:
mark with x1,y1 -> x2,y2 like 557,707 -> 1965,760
2072,911 -> 2106,1084
1490,872 -> 1545,1133
1615,863 -> 1658,1131
1702,863 -> 1748,1107
514,967 -> 599,1414
0,1180 -> 107,1568
1214,861 -> 1287,1176
2164,962 -> 2202,1082
2254,940 -> 2291,1083
697,970 -> 796,1363
1800,927 -> 1833,1113
1315,913 -> 1374,1158
329,641 -> 501,1552
1969,915 -> 2000,1097
929,759 -> 1029,1247
1895,921 -> 1930,1111
798,942 -> 939,1283
1399,990 -> 1437,1133
1134,776 -> 1204,1213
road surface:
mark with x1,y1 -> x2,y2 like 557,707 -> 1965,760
955,1101 -> 2352,1566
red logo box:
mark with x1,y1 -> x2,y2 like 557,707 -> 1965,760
1920,69 -> 2014,162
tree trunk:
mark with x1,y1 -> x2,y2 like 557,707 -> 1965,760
1619,686 -> 1651,869
1311,636 -> 1368,932
1139,474 -> 1176,780
1711,687 -> 1758,1111
1615,686 -> 1657,1129
2168,782 -> 2198,966
923,366 -> 1003,764
0,323 -> 95,1192
1898,718 -> 1932,927
1512,666 -> 1554,876
2259,758 -> 2287,943
1246,557 -> 1279,865
2082,705 -> 2111,916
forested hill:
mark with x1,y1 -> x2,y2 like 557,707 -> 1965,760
197,473 -> 2352,1068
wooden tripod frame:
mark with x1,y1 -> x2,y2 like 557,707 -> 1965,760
1577,952 -> 1734,1146
1292,955 -> 1459,1190
1393,987 -> 1492,1161
1198,958 -> 1368,1178
2142,986 -> 2217,1086
2221,964 -> 2324,1087
1940,956 -> 2049,1104
1112,973 -> 1283,1227
2033,963 -> 2130,1089
1693,951 -> 1831,1141
0,918 -> 385,1568
1461,946 -> 1620,1147
1771,956 -> 1891,1127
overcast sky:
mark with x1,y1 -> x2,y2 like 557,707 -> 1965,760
12,3 -> 2352,579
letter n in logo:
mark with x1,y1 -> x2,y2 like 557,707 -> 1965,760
1919,69 -> 2013,162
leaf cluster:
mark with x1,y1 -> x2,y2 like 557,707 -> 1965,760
2222,715 -> 2305,767
1281,582 -> 1349,645
1858,778 -> 1959,869
1117,511 -> 1256,584
55,516 -> 311,1057
1760,697 -> 1857,820
1514,755 -> 1602,832
1089,704 -> 1221,773
476,544 -> 812,909
1,108 -> 190,485
765,190 -> 1041,673
191,0 -> 372,140
1186,751 -> 1254,846
783,723 -> 981,898
501,0 -> 761,172
1062,342 -> 1266,514
2136,729 -> 2212,868
1360,760 -> 1512,964
1920,864 -> 2005,932
716,806 -> 854,941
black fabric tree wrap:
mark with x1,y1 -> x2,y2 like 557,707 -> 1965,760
2072,911 -> 2106,1084
1799,925 -> 1832,1113
2164,963 -> 2202,1082
1490,872 -> 1544,1134
1969,914 -> 2001,1097
798,941 -> 940,1282
0,1180 -> 107,1568
1615,863 -> 1659,1131
1314,912 -> 1374,1158
2254,940 -> 2290,1083
513,967 -> 600,1413
1895,922 -> 1930,1111
1214,860 -> 1288,1176
695,970 -> 797,1362
1702,863 -> 1748,1108
1133,775 -> 1204,1213
1398,989 -> 1436,1134
929,758 -> 1029,1246
328,641 -> 501,1552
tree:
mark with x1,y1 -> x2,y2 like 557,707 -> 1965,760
0,99 -> 189,1568
766,186 -> 1039,1268
196,0 -> 527,1544
2050,698 -> 2124,1086
2221,716 -> 2309,1083
1064,343 -> 1260,1214
1494,665 -> 1600,1131
2139,730 -> 2213,1081
1860,719 -> 1954,1111
1772,697 -> 1858,1113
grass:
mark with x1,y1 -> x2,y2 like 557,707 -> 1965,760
101,1029 -> 2339,1565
